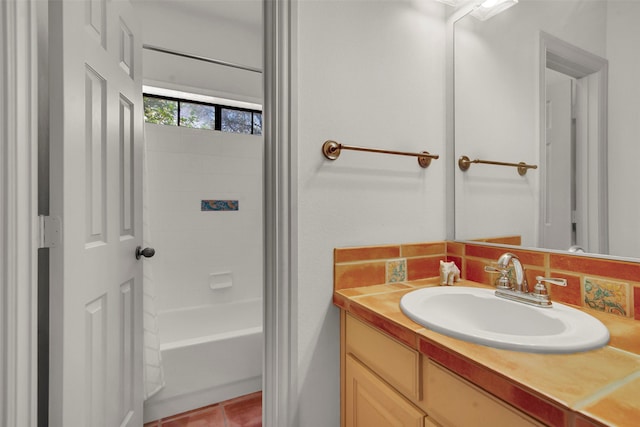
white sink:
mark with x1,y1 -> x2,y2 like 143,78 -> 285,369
400,286 -> 610,354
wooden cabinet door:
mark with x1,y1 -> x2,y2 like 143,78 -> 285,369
346,355 -> 425,427
425,360 -> 543,427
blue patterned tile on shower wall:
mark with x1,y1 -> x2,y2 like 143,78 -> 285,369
201,200 -> 239,211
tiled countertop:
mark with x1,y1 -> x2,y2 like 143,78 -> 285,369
334,278 -> 640,427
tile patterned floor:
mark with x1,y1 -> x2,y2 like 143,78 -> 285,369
145,391 -> 262,427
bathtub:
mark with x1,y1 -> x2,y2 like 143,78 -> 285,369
143,298 -> 263,422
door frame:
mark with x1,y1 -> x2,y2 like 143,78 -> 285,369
3,1 -> 298,426
263,0 -> 297,425
1,0 -> 39,426
538,31 -> 609,253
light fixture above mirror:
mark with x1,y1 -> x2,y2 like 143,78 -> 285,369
470,0 -> 518,21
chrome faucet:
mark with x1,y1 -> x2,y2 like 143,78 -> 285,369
496,252 -> 528,293
485,252 -> 567,307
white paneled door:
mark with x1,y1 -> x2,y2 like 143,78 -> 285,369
48,0 -> 144,426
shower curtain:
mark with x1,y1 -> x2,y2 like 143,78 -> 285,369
142,132 -> 165,399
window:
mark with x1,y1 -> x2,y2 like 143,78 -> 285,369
222,108 -> 252,134
180,102 -> 216,130
143,97 -> 178,126
143,94 -> 262,135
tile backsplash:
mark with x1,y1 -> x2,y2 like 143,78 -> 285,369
334,242 -> 446,290
334,240 -> 640,321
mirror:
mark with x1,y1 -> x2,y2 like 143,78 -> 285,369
453,0 -> 640,259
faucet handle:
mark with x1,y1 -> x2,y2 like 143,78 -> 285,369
484,265 -> 512,290
533,276 -> 567,297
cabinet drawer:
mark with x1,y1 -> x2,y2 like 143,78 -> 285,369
346,314 -> 420,400
346,355 -> 425,427
425,360 -> 543,427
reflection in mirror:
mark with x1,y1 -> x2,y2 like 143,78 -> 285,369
541,32 -> 608,254
454,0 -> 640,259
543,68 -> 576,251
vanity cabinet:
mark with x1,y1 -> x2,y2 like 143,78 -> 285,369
342,312 -> 543,427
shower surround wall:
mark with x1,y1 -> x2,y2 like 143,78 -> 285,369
142,123 -> 263,421
144,123 -> 263,312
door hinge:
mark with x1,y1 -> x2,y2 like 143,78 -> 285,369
571,210 -> 578,224
39,215 -> 61,248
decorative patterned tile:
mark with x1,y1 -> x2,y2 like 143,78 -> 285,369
201,200 -> 239,211
583,277 -> 629,317
386,258 -> 407,283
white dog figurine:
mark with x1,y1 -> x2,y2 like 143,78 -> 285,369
440,260 -> 460,286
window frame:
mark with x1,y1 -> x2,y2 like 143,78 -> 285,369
143,93 -> 263,135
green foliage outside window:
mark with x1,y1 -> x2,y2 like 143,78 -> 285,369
143,94 -> 261,135
180,102 -> 215,130
143,97 -> 178,125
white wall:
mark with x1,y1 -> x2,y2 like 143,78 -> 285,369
133,0 -> 262,103
145,124 -> 263,312
294,1 -> 447,424
454,0 -> 607,246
